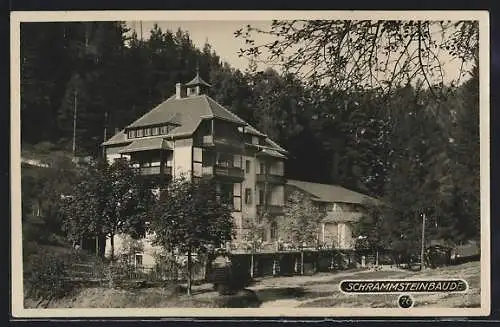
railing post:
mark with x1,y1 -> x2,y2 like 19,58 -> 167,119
250,251 -> 254,278
300,250 -> 304,275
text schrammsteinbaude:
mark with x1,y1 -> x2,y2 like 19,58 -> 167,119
339,280 -> 468,294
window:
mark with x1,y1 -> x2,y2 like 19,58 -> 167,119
245,188 -> 252,205
270,221 -> 278,241
259,189 -> 265,205
193,162 -> 202,177
233,197 -> 241,212
128,130 -> 136,139
135,254 -> 143,267
260,163 -> 266,175
144,128 -> 151,136
219,183 -> 234,208
216,152 -> 233,168
121,254 -> 128,264
252,136 -> 259,145
260,230 -> 266,242
193,147 -> 203,162
136,129 -> 144,137
245,160 -> 251,173
160,126 -> 168,135
233,155 -> 241,168
202,150 -> 214,166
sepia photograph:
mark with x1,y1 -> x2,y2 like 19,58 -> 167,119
10,10 -> 490,317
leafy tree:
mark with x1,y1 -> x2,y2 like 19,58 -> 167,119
448,61 -> 480,241
21,23 -> 74,143
354,201 -> 393,251
209,62 -> 255,124
236,20 -> 479,97
283,188 -> 325,246
149,176 -> 235,295
60,158 -> 154,259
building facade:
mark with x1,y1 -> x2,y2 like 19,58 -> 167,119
286,179 -> 379,250
101,73 -> 288,267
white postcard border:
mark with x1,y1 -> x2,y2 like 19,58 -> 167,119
10,10 -> 491,318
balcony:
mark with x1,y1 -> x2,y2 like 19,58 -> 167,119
136,166 -> 172,176
202,165 -> 244,181
202,135 -> 243,150
256,173 -> 286,184
257,204 -> 284,216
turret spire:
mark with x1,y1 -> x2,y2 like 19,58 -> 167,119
185,66 -> 211,96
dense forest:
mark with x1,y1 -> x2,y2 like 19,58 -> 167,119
20,21 -> 480,249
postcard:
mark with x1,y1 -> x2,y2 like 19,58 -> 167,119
11,10 -> 490,318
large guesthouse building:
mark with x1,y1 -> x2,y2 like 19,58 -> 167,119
101,73 -> 288,265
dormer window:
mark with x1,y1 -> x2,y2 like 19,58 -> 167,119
144,128 -> 151,137
136,129 -> 143,138
128,130 -> 136,139
152,127 -> 159,136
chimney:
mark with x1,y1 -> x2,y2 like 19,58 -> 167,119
176,83 -> 183,99
114,128 -> 119,135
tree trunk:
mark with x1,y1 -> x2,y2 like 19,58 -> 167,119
98,234 -> 106,258
376,249 -> 379,266
110,233 -> 115,261
95,235 -> 99,257
187,248 -> 192,296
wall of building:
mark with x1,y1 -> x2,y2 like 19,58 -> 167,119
105,232 -> 162,268
241,155 -> 257,225
321,222 -> 355,249
269,185 -> 285,206
173,139 -> 192,178
323,222 -> 339,247
268,160 -> 285,175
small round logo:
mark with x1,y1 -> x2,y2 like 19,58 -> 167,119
398,294 -> 414,308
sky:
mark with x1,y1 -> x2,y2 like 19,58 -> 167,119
126,20 -> 473,86
127,20 -> 272,72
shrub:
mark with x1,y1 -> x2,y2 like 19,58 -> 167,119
24,252 -> 74,307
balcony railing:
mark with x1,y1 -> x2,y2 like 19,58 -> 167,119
136,166 -> 172,176
202,165 -> 244,181
256,173 -> 286,184
202,135 -> 243,149
257,204 -> 284,216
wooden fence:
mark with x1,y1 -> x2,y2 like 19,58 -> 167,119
68,260 -> 206,284
67,248 -> 396,285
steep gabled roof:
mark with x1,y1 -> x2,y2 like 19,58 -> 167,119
204,96 -> 247,125
102,130 -> 129,146
102,92 -> 287,155
287,179 -> 380,205
126,95 -> 246,130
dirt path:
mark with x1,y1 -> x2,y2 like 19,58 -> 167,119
252,262 -> 480,308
